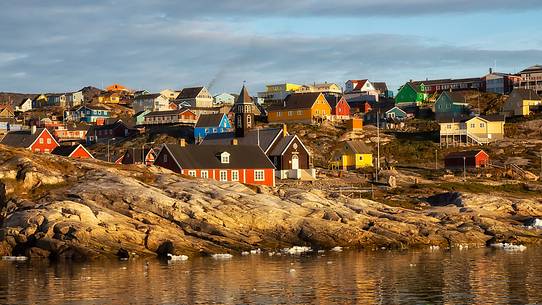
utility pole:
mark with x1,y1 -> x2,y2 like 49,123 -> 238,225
435,149 -> 438,170
463,156 -> 467,181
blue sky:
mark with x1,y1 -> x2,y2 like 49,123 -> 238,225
0,1 -> 541,95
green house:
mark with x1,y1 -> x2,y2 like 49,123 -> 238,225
434,91 -> 471,120
395,82 -> 428,106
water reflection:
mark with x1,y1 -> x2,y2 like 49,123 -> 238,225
1,248 -> 541,304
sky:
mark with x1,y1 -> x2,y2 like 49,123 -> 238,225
1,0 -> 542,95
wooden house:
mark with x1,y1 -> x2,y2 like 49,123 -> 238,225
155,142 -> 276,187
329,141 -> 373,170
175,87 -> 214,109
439,115 -> 505,145
395,82 -> 428,106
324,94 -> 351,121
502,89 -> 542,117
0,127 -> 59,153
52,144 -> 94,159
133,94 -> 170,113
87,120 -> 134,143
444,150 -> 489,169
194,113 -> 231,142
267,92 -> 332,124
120,148 -> 156,166
143,109 -> 197,126
434,91 -> 472,120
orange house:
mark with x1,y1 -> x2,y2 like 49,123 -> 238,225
106,83 -> 130,92
267,92 -> 332,124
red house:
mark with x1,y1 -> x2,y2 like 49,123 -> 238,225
120,148 -> 156,166
0,127 -> 59,153
52,144 -> 94,159
324,94 -> 351,120
154,142 -> 275,187
444,150 -> 489,169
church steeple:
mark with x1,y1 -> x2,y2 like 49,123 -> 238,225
233,83 -> 255,138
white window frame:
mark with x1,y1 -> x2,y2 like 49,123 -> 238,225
39,138 -> 44,144
231,170 -> 239,181
188,170 -> 197,177
219,170 -> 228,181
254,170 -> 265,181
46,138 -> 51,144
201,170 -> 209,179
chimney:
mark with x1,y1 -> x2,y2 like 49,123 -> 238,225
179,138 -> 186,147
282,124 -> 287,137
231,138 -> 238,145
489,68 -> 493,74
31,125 -> 37,135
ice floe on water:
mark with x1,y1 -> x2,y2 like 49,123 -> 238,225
2,256 -> 28,261
429,245 -> 440,251
490,243 -> 527,251
330,246 -> 343,252
212,253 -> 233,259
167,254 -> 188,261
282,246 -> 312,255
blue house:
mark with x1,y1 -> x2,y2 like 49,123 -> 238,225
194,113 -> 231,142
434,91 -> 472,120
72,105 -> 111,123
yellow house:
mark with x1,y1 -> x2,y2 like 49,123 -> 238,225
98,92 -> 121,104
257,83 -> 303,104
330,140 -> 373,170
503,88 -> 542,116
267,92 -> 332,124
439,115 -> 505,145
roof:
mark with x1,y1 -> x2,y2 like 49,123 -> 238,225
177,87 -> 204,99
445,150 -> 487,159
202,127 -> 284,153
344,141 -> 372,154
195,113 -> 226,128
145,109 -> 193,117
373,82 -> 388,92
520,65 -> 542,74
92,120 -> 128,131
135,93 -> 162,100
0,128 -> 48,148
162,144 -> 274,170
51,144 -> 88,157
441,91 -> 470,104
121,148 -> 155,164
268,135 -> 296,156
402,82 -> 424,93
83,105 -> 110,111
267,92 -> 323,111
412,77 -> 483,86
322,94 -> 345,108
106,84 -> 129,91
235,85 -> 253,105
477,114 -> 505,122
510,88 -> 541,101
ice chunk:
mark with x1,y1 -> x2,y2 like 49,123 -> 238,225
490,243 -> 527,251
282,246 -> 312,255
167,253 -> 188,261
330,246 -> 343,252
212,253 -> 233,259
2,256 -> 28,261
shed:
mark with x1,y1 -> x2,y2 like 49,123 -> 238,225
444,150 -> 489,169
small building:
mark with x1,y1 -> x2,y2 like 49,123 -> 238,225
32,94 -> 48,109
87,120 -> 133,143
439,115 -> 505,145
106,84 -> 130,93
434,91 -> 472,120
324,94 -> 351,121
0,127 -> 59,153
52,124 -> 89,143
133,94 -> 170,113
154,142 -> 276,187
132,110 -> 150,126
70,105 -> 111,124
364,104 -> 408,129
257,83 -> 303,106
214,93 -> 236,106
14,97 -> 33,112
0,105 -> 15,118
120,148 -> 156,166
267,92 -> 332,124
160,89 -> 181,101
516,65 -> 542,95
346,118 -> 363,131
98,91 -> 121,104
52,144 -> 94,159
502,88 -> 542,117
175,87 -> 214,109
143,109 -> 197,126
329,141 -> 373,170
484,69 -> 521,95
395,82 -> 428,106
194,113 -> 231,142
444,150 -> 489,169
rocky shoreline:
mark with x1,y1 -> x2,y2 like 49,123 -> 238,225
1,147 -> 541,260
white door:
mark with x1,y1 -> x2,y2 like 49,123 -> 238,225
291,155 -> 299,170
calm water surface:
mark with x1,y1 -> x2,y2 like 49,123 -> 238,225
1,248 -> 542,305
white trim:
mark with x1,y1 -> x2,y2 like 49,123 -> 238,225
158,144 -> 183,172
243,169 -> 246,183
219,170 -> 228,181
201,170 -> 209,179
28,128 -> 60,149
264,129 -> 288,154
231,170 -> 239,181
279,135 -> 311,157
68,144 -> 95,159
254,169 -> 265,181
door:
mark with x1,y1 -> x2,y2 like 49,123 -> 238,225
291,155 -> 299,170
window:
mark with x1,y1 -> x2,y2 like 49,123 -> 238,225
219,170 -> 228,181
163,154 -> 168,162
46,138 -> 51,144
480,123 -> 485,128
221,152 -> 230,164
254,170 -> 265,181
247,115 -> 252,128
188,170 -> 196,177
447,124 -> 451,129
288,111 -> 293,116
297,110 -> 302,115
277,112 -> 281,117
470,123 -> 475,128
201,170 -> 209,178
359,156 -> 363,161
44,149 -> 49,153
231,170 -> 239,181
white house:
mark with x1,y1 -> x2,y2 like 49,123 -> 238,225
214,93 -> 236,106
15,97 -> 32,112
133,93 -> 170,113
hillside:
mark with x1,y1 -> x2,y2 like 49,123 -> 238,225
1,146 -> 542,260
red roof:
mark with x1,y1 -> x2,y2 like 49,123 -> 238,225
352,80 -> 368,91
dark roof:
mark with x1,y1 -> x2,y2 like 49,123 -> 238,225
479,114 -> 505,122
145,109 -> 192,117
0,128 -> 47,148
52,144 -> 84,157
373,82 -> 388,92
267,92 -> 322,111
412,77 -> 483,86
202,127 -> 284,153
162,144 -> 274,170
235,85 -> 253,105
322,94 -> 344,108
268,135 -> 296,156
441,91 -> 469,104
83,105 -> 110,111
345,141 -> 372,154
520,65 -> 542,73
135,93 -> 161,100
445,150 -> 487,159
195,114 -> 226,128
133,110 -> 149,117
177,87 -> 204,99
436,114 -> 471,123
92,120 -> 128,131
509,88 -> 541,101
